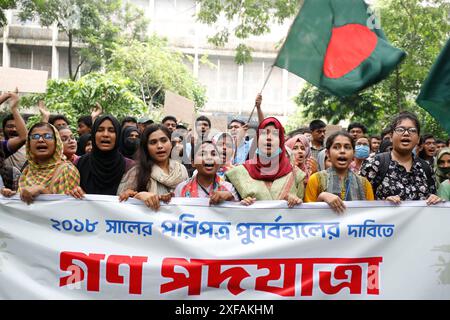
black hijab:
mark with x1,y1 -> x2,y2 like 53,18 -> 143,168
76,115 -> 126,195
76,133 -> 92,156
119,126 -> 140,159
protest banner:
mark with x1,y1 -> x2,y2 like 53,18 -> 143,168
163,91 -> 195,128
0,196 -> 449,300
0,67 -> 48,93
325,125 -> 343,140
209,114 -> 229,133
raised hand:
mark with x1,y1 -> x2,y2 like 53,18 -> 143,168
91,102 -> 103,122
38,100 -> 50,123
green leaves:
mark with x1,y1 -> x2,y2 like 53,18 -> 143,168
0,0 -> 16,27
235,44 -> 253,65
20,72 -> 147,131
292,0 -> 450,138
108,39 -> 206,110
196,0 -> 302,63
17,0 -> 149,79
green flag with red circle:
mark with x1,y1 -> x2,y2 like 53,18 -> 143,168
416,38 -> 450,134
274,0 -> 406,97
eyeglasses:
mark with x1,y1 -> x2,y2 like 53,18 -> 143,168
30,133 -> 54,140
393,127 -> 418,135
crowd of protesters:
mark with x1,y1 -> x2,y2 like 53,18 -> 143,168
0,91 -> 449,213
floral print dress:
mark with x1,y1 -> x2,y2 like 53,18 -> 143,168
360,156 -> 436,200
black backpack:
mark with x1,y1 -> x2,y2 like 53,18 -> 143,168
371,152 -> 435,193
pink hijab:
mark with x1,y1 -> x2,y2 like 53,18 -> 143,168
285,134 -> 312,182
286,134 -> 311,158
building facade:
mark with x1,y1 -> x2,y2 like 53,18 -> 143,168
1,0 -> 304,121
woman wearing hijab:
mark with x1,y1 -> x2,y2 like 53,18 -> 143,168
436,148 -> 450,201
226,117 -> 305,208
119,126 -> 140,159
117,124 -> 188,210
211,132 -> 235,183
316,149 -> 332,172
11,122 -> 80,204
70,115 -> 134,198
285,134 -> 317,185
76,133 -> 92,156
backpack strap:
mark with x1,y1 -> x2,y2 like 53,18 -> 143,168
371,152 -> 391,193
372,153 -> 435,194
416,158 -> 435,190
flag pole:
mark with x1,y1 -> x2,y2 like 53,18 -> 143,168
246,1 -> 304,124
246,65 -> 274,123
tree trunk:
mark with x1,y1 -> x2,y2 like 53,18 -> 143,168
68,31 -> 74,80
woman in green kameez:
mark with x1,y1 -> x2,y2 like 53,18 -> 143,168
226,117 -> 305,208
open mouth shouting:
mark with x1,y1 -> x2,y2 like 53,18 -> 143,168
99,139 -> 112,147
400,137 -> 412,147
336,156 -> 349,166
35,144 -> 49,153
155,150 -> 167,158
203,161 -> 216,173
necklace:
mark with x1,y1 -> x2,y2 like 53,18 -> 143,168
197,177 -> 215,196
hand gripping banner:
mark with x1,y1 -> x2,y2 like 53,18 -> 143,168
0,196 -> 450,299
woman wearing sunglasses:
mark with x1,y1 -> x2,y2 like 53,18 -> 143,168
16,122 -> 80,204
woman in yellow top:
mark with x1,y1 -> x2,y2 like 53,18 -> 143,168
305,131 -> 374,214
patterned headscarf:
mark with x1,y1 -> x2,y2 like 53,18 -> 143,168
19,123 -> 65,192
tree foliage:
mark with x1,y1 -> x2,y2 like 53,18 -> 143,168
293,0 -> 450,138
196,0 -> 450,137
18,0 -> 149,80
20,72 -> 147,129
196,0 -> 303,64
19,36 -> 207,127
108,38 -> 207,110
0,0 -> 16,27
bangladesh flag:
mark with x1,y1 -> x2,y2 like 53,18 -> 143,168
274,0 -> 406,97
416,38 -> 450,134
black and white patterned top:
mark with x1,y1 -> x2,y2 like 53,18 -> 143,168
360,156 -> 437,200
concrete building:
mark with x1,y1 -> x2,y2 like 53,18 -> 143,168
1,0 -> 304,122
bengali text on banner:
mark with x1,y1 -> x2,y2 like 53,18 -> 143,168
0,196 -> 449,299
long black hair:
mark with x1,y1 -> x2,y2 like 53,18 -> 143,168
136,124 -> 172,192
0,144 -> 14,189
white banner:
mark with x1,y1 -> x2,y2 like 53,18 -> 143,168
0,196 -> 450,300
